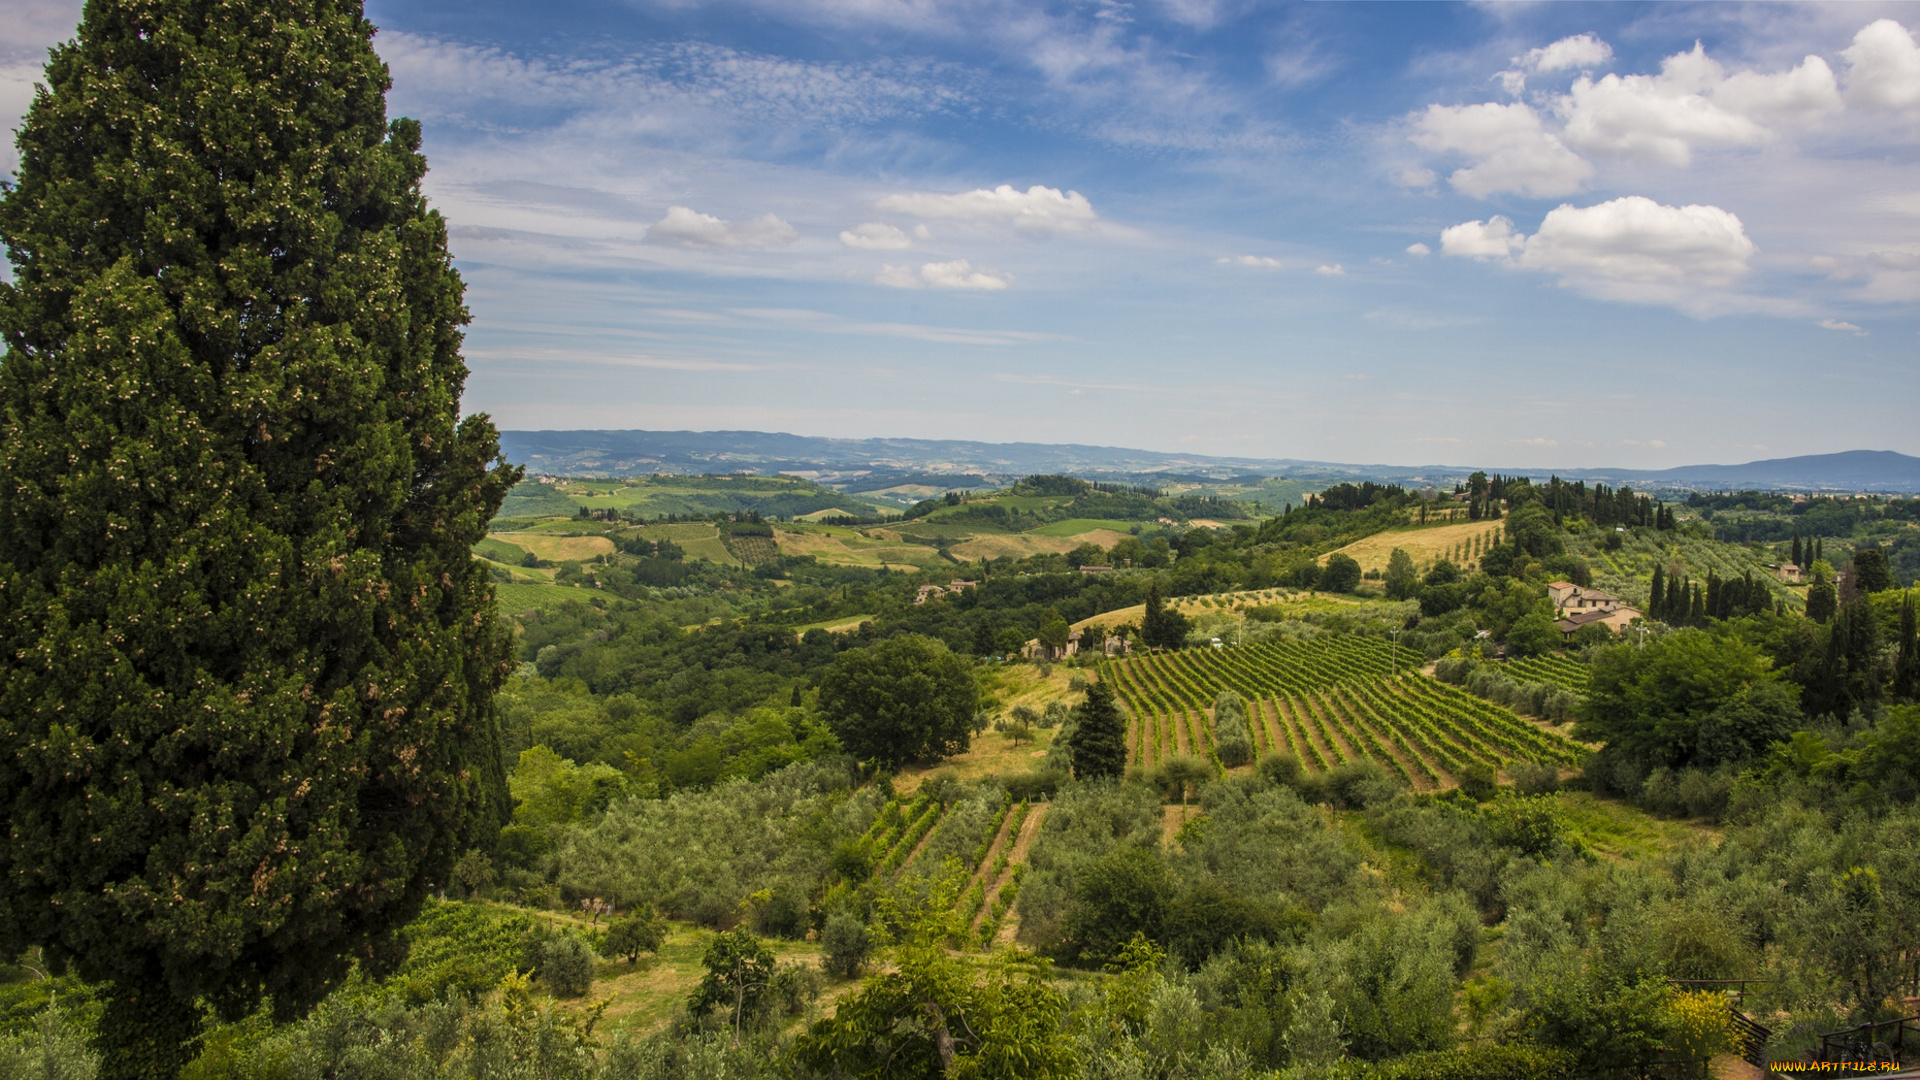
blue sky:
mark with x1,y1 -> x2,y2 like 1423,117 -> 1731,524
5,2 -> 1920,468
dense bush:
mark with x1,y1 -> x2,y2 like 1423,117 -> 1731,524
822,912 -> 871,979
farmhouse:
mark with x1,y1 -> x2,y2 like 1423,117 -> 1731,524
1547,581 -> 1623,614
1555,606 -> 1643,640
1776,563 -> 1803,583
913,579 -> 978,604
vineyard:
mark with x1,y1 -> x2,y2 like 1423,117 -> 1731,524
1103,638 -> 1587,790
1502,653 -> 1591,694
842,786 -> 1045,950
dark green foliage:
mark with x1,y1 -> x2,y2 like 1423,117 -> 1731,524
535,936 -> 597,998
1578,632 -> 1792,769
1139,582 -> 1190,649
1061,847 -> 1173,967
1851,546 -> 1894,594
1066,682 -> 1128,781
0,0 -> 519,1072
1807,578 -> 1838,623
822,911 -> 871,979
1163,882 -> 1308,967
690,928 -> 777,1034
604,907 -> 668,963
1212,690 -> 1254,767
1362,1044 -> 1575,1080
817,635 -> 976,766
1322,553 -> 1363,594
1897,595 -> 1919,701
1503,612 -> 1562,657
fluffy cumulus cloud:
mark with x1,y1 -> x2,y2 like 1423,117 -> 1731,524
1439,215 -> 1525,259
1411,102 -> 1592,197
1218,254 -> 1285,268
875,184 -> 1096,233
1818,318 -> 1868,336
1842,19 -> 1920,109
1440,197 -> 1757,311
1556,45 -> 1837,165
647,206 -> 799,248
1415,31 -> 1855,194
1522,33 -> 1613,74
839,222 -> 912,249
1521,197 -> 1754,287
876,259 -> 1011,290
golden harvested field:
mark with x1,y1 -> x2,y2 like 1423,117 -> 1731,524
946,528 -> 1132,563
774,526 -> 945,569
1320,521 -> 1503,574
794,507 -> 871,521
1068,588 -> 1365,634
490,532 -> 615,562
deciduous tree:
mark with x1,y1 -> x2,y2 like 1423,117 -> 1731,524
818,635 -> 977,766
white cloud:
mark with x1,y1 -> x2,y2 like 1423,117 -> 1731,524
1842,19 -> 1920,109
1520,197 -> 1755,289
1818,318 -> 1868,336
1439,197 -> 1758,312
876,259 -> 1011,290
1557,46 -> 1769,166
1393,166 -> 1437,188
1519,33 -> 1613,75
1405,242 -> 1431,256
1219,255 -> 1286,268
875,184 -> 1096,232
646,206 -> 798,248
1315,263 -> 1345,276
839,222 -> 912,249
1410,102 -> 1592,197
1715,56 -> 1842,126
1439,216 -> 1524,259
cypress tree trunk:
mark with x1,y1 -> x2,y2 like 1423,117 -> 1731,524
0,2 -> 519,1075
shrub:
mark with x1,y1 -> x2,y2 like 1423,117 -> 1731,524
1509,760 -> 1560,796
605,907 -> 669,963
538,935 -> 598,997
822,911 -> 871,978
1213,691 -> 1254,768
1257,753 -> 1305,791
1365,1044 -> 1575,1080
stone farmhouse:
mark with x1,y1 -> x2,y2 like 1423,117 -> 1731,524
1547,581 -> 1642,640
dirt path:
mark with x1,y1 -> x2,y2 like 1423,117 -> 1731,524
891,804 -> 950,878
1301,693 -> 1359,764
967,804 -> 1021,890
985,804 -> 1048,946
1330,686 -> 1437,793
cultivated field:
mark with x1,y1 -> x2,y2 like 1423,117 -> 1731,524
1070,587 -> 1363,635
633,523 -> 738,566
774,525 -> 947,570
948,529 -> 1133,562
1320,521 -> 1503,574
1103,637 -> 1586,788
1027,517 -> 1140,537
489,532 -> 615,562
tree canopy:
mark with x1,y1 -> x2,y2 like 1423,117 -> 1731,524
1066,681 -> 1127,781
0,1 -> 517,1073
1577,632 -> 1795,769
816,635 -> 977,766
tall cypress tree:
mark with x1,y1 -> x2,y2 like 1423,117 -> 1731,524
1067,681 -> 1128,781
0,3 -> 518,1075
1895,593 -> 1918,702
1649,563 -> 1666,621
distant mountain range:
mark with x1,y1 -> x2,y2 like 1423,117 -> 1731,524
498,430 -> 1920,494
